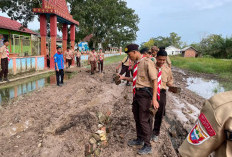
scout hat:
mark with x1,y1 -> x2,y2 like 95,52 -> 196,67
124,44 -> 139,53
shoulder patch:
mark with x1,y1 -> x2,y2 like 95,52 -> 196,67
199,113 -> 216,136
187,120 -> 210,145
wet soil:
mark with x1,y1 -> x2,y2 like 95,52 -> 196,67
0,63 -> 213,157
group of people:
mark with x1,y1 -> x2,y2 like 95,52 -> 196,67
118,44 -> 232,157
54,46 -> 105,86
46,45 -> 82,69
53,46 -> 82,87
88,48 -> 105,75
118,44 -> 173,155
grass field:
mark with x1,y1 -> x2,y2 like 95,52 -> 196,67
84,54 -> 126,68
170,56 -> 232,90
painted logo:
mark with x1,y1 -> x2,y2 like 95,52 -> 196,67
187,120 -> 210,145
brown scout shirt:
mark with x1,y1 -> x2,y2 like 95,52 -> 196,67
88,51 -> 97,62
156,65 -> 174,90
0,45 -> 9,59
65,50 -> 74,60
75,51 -> 82,58
122,56 -> 132,67
179,91 -> 232,157
98,52 -> 104,61
136,57 -> 157,88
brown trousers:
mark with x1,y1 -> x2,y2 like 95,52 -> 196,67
153,90 -> 166,136
0,58 -> 8,79
66,59 -> 72,68
132,89 -> 153,146
90,61 -> 96,74
76,57 -> 81,67
98,60 -> 103,72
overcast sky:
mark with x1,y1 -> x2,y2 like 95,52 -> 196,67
1,0 -> 232,45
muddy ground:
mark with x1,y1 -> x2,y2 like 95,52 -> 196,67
0,63 -> 207,157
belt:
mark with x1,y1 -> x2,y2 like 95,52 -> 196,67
136,87 -> 153,99
135,87 -> 152,91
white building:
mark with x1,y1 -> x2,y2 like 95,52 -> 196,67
165,46 -> 181,55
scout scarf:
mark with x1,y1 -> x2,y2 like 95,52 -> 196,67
99,53 -> 103,61
6,46 -> 10,61
133,55 -> 145,95
157,67 -> 162,101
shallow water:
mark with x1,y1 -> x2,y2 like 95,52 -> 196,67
186,77 -> 225,99
0,73 -> 73,105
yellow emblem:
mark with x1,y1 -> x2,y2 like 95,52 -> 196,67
125,48 -> 128,52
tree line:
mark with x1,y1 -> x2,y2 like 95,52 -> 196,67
141,33 -> 232,59
0,0 -> 139,49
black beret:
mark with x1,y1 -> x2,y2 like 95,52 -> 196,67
140,48 -> 149,54
57,46 -> 61,50
157,48 -> 167,57
125,44 -> 139,53
67,47 -> 70,49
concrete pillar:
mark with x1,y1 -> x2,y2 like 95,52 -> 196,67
40,14 -> 47,68
50,15 -> 57,69
70,24 -> 75,65
62,23 -> 68,53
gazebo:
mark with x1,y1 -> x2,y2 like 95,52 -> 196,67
33,0 -> 79,69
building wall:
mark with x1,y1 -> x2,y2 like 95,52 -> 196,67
166,46 -> 181,55
0,28 -> 32,56
184,48 -> 196,57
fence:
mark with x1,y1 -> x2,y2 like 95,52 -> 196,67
8,56 -> 45,75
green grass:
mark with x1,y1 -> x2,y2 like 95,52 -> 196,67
104,54 -> 126,65
83,54 -> 126,68
170,56 -> 232,91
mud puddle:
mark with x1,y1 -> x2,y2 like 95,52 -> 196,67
186,77 -> 225,99
0,72 -> 74,105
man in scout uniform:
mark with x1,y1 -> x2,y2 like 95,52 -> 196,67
54,46 -> 64,86
151,48 -> 174,142
46,44 -> 50,68
116,54 -> 133,86
119,44 -> 159,155
88,48 -> 97,75
97,48 -> 104,73
0,39 -> 10,82
179,91 -> 232,157
140,48 -> 150,58
64,47 -> 74,69
151,46 -> 172,68
75,49 -> 82,67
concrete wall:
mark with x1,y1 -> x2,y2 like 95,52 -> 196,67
8,53 -> 121,75
78,53 -> 120,61
9,56 -> 45,75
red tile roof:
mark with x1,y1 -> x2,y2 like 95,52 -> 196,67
0,16 -> 36,34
